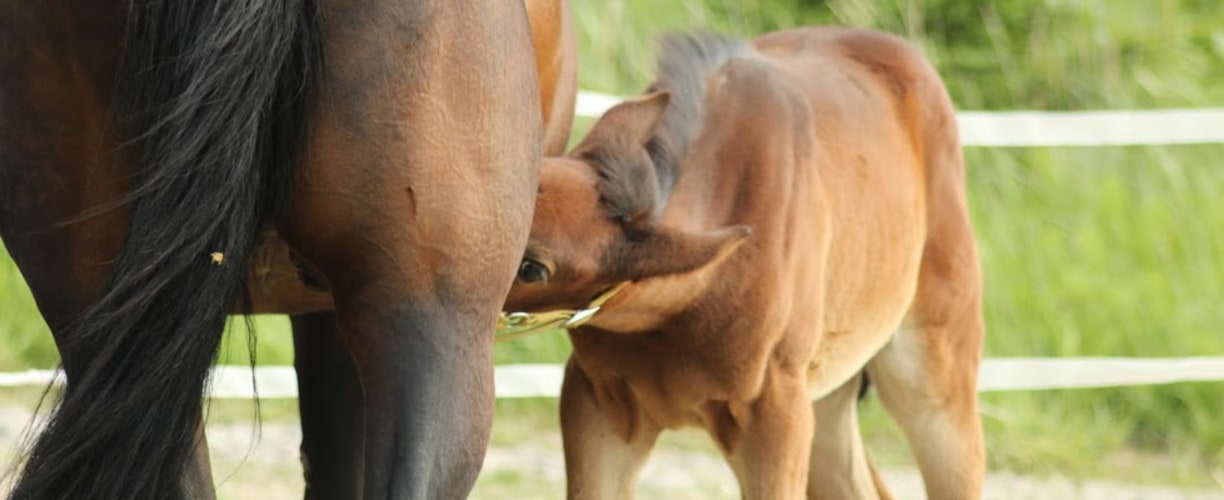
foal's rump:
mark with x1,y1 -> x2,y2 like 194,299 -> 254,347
746,28 -> 982,498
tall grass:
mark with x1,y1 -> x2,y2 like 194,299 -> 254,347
1,0 -> 1222,485
969,145 -> 1224,481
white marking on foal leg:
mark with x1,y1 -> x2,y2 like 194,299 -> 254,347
867,323 -> 985,500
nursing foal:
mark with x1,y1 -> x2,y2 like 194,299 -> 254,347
504,28 -> 984,499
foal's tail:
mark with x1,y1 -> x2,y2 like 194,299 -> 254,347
10,1 -> 321,499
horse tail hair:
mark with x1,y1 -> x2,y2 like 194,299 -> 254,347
10,0 -> 321,498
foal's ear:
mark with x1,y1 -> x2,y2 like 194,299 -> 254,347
613,224 -> 752,281
578,91 -> 671,150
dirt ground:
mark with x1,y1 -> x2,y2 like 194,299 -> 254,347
2,404 -> 1221,499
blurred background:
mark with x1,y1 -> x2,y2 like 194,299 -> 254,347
3,0 -> 1222,497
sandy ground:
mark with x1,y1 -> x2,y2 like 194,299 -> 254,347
2,404 -> 1222,499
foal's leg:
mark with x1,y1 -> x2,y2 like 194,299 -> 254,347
806,373 -> 889,500
292,312 -> 364,500
866,320 -> 983,499
866,240 -> 985,499
560,360 -> 660,500
865,43 -> 987,499
722,371 -> 813,500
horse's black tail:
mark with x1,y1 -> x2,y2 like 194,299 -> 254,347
10,1 -> 321,498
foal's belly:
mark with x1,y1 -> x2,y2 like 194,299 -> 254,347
804,322 -> 904,400
802,186 -> 927,398
803,239 -> 926,399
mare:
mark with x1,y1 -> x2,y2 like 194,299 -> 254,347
237,0 -> 577,496
504,28 -> 985,499
0,0 -> 547,498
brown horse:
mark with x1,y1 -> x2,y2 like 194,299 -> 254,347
241,2 -> 577,497
504,28 -> 985,499
0,0 -> 543,499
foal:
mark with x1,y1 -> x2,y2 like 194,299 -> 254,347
504,28 -> 985,499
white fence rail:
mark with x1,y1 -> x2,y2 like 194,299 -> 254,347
2,358 -> 1224,399
3,92 -> 1223,399
576,91 -> 1224,147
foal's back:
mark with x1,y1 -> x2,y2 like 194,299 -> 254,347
656,28 -> 944,392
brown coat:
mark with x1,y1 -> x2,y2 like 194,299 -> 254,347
505,27 -> 985,500
239,0 -> 579,314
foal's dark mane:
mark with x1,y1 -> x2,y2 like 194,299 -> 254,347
595,31 -> 750,224
647,32 -> 751,195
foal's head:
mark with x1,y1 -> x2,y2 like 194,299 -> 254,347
505,91 -> 750,315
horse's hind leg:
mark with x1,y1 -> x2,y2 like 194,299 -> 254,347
292,312 -> 364,500
279,1 -> 541,496
805,373 -> 890,500
865,234 -> 985,499
560,360 -> 660,500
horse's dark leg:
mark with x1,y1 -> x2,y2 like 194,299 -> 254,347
292,312 -> 365,500
282,1 -> 541,497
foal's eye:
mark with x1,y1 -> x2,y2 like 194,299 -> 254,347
516,259 -> 551,284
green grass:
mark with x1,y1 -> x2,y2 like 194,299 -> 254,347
3,0 -> 1224,489
967,145 -> 1224,484
0,246 -> 58,371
